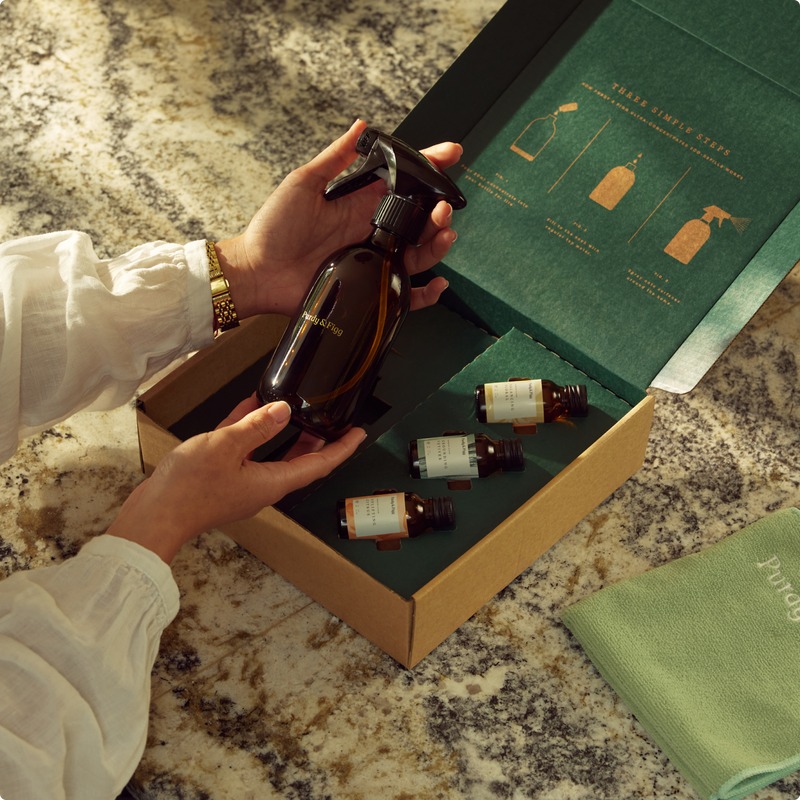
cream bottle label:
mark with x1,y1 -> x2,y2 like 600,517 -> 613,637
419,435 -> 479,479
485,380 -> 544,424
345,493 -> 408,539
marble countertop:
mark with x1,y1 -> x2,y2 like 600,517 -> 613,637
2,1 -> 800,798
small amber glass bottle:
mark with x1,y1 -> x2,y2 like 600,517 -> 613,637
475,379 -> 588,425
337,491 -> 455,544
407,432 -> 524,481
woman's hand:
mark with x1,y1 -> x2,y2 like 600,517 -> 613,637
107,397 -> 364,564
216,119 -> 463,319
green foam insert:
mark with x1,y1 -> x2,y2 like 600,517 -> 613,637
287,328 -> 636,598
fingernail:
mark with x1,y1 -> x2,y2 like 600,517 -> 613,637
268,401 -> 291,424
448,229 -> 458,244
445,203 -> 453,224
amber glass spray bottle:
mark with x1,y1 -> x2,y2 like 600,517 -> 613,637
256,128 -> 467,441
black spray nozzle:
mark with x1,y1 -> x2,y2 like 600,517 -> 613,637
355,127 -> 380,156
325,127 -> 467,244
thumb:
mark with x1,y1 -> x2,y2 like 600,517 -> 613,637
224,401 -> 293,459
303,119 -> 368,189
215,393 -> 262,431
270,426 -> 366,493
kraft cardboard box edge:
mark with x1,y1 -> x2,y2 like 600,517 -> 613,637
406,394 -> 654,666
221,513 -> 415,667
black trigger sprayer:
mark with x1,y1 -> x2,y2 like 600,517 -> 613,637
256,127 -> 467,441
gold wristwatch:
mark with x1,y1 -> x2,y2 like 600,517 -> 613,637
207,240 -> 239,336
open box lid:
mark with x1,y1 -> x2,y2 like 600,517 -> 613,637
395,0 -> 800,400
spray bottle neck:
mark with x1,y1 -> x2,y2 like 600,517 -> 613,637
368,225 -> 406,255
372,194 -> 428,244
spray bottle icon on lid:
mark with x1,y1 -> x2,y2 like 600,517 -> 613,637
664,205 -> 751,264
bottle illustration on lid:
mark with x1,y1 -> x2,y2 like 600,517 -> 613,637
256,128 -> 467,441
664,205 -> 752,264
590,154 -> 642,210
510,103 -> 578,162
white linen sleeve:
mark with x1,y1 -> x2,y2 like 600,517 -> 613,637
0,535 -> 181,800
0,231 -> 216,462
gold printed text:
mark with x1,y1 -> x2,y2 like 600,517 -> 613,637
303,312 -> 343,337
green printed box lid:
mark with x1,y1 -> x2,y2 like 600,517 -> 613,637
397,0 -> 800,400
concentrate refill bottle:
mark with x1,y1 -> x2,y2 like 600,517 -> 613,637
408,433 -> 525,482
475,379 -> 588,426
256,128 -> 467,441
337,491 -> 456,550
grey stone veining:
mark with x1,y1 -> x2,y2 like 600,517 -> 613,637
2,1 -> 800,798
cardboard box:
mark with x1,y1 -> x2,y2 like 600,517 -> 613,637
137,313 -> 654,667
137,0 -> 800,667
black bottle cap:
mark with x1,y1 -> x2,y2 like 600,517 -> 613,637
565,384 -> 589,417
502,438 -> 525,471
430,497 -> 456,530
324,127 -> 466,242
373,194 -> 428,244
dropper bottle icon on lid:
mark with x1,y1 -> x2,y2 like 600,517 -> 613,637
664,205 -> 751,265
590,154 -> 642,210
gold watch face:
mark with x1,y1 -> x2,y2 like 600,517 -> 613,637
209,274 -> 229,297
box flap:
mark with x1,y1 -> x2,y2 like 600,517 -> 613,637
652,201 -> 800,392
633,0 -> 800,100
398,0 -> 800,398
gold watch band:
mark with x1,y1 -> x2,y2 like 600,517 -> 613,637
207,240 -> 239,335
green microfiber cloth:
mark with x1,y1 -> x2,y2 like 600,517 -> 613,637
561,507 -> 800,800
